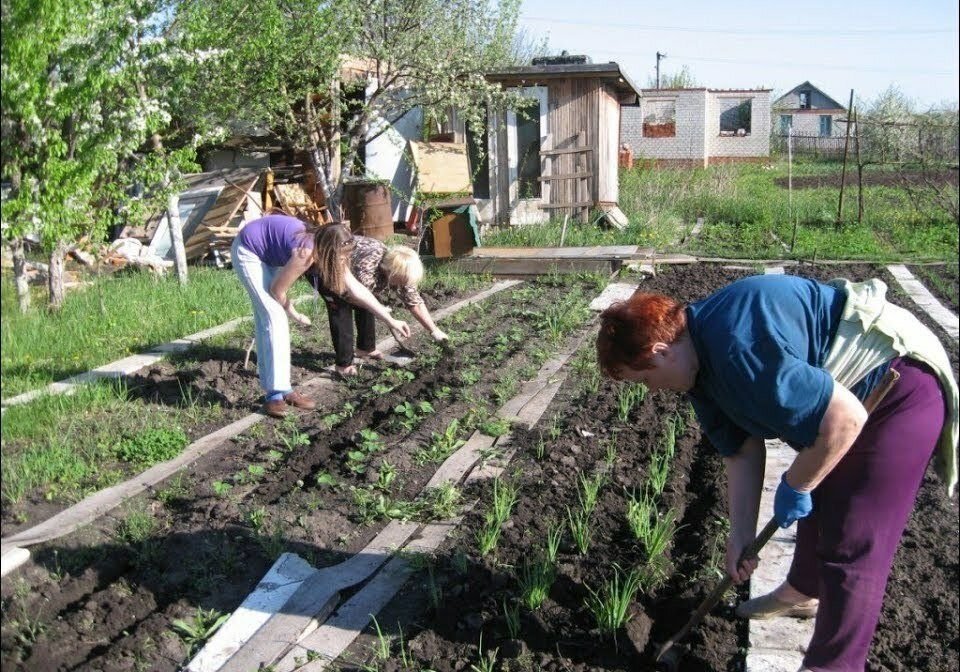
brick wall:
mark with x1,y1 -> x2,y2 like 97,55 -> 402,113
706,90 -> 771,160
621,89 -> 771,166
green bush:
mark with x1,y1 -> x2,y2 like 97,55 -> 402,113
114,427 -> 188,466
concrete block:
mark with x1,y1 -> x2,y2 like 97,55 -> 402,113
746,650 -> 804,672
589,282 -> 638,311
750,618 -> 812,653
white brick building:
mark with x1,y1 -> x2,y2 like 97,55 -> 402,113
621,88 -> 771,167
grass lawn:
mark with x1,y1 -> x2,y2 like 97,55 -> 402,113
483,159 -> 958,262
1,267 -> 264,398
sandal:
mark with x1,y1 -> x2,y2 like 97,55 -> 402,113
735,592 -> 819,620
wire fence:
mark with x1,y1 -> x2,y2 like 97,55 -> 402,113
772,120 -> 959,164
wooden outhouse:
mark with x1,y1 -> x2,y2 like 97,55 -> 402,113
475,57 -> 640,226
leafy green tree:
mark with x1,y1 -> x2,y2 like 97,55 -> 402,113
178,0 -> 523,213
1,0 -> 197,309
646,65 -> 699,90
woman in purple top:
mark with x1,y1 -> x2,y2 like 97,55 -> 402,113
232,213 -> 410,418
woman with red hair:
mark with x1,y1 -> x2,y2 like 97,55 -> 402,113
596,274 -> 957,672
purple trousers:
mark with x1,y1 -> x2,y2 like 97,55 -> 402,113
786,358 -> 946,672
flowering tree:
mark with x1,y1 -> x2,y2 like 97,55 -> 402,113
1,0 -> 198,310
178,0 -> 524,214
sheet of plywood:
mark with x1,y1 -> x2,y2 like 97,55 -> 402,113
408,141 -> 471,194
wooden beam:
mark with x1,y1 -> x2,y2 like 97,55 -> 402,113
450,257 -> 620,275
537,172 -> 593,181
540,146 -> 593,156
539,201 -> 593,209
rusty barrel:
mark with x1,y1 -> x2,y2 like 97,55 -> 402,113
342,180 -> 393,241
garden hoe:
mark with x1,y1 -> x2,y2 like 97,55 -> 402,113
653,367 -> 900,671
653,517 -> 779,672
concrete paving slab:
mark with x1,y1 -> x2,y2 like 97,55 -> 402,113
748,439 -> 815,668
747,650 -> 804,672
589,282 -> 638,311
751,618 -> 810,653
765,266 -> 786,275
887,264 -> 959,341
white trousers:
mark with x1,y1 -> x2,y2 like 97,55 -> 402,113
232,239 -> 291,397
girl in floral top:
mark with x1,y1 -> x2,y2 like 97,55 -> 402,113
312,231 -> 447,376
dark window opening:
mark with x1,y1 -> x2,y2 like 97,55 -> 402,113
516,105 -> 542,199
466,116 -> 490,199
799,91 -> 811,109
719,99 -> 752,136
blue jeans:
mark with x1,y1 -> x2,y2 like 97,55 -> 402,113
232,239 -> 291,398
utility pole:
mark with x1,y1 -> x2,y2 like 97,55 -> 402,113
656,51 -> 667,88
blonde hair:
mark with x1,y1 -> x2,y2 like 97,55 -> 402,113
381,246 -> 424,288
312,224 -> 355,295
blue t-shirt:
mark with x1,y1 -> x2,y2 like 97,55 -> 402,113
686,274 -> 889,456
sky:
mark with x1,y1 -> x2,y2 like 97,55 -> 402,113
516,0 -> 959,109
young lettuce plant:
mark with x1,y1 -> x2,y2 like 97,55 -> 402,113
417,419 -> 465,464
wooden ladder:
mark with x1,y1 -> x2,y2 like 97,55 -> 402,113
538,130 -> 593,222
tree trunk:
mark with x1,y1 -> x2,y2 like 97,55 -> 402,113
11,237 -> 31,312
167,192 -> 188,285
48,240 -> 68,311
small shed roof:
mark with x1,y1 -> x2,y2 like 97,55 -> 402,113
485,62 -> 641,101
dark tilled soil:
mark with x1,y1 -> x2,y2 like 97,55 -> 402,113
337,264 -> 755,672
3,265 -> 956,672
0,279 -> 603,672
775,169 -> 959,190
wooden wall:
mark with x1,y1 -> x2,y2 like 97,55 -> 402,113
485,76 -> 625,224
597,85 -> 620,203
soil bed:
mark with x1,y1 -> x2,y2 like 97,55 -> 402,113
3,265 -> 956,672
335,264 -> 756,672
0,277 -> 600,672
0,284 -> 482,535
335,263 -> 958,672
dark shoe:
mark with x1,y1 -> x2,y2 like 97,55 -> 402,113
263,398 -> 289,419
284,390 -> 317,411
735,592 -> 818,620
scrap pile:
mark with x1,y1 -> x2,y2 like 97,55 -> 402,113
113,165 -> 327,268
